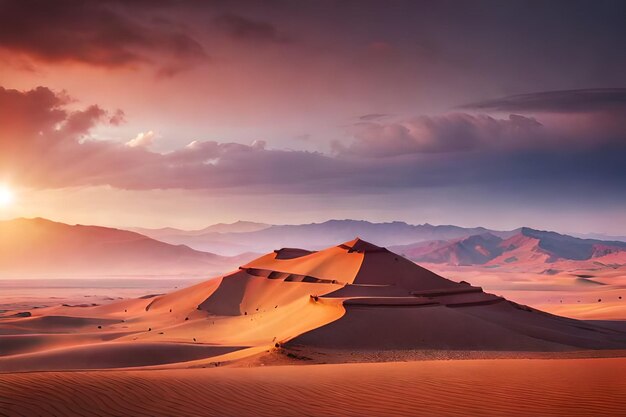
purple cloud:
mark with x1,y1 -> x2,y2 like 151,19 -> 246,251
335,113 -> 543,157
1,86 -> 623,198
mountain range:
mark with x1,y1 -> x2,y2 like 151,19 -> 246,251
130,220 -> 626,269
132,220 -> 270,239
0,218 -> 252,277
1,217 -> 624,277
131,219 -> 515,256
390,228 -> 626,269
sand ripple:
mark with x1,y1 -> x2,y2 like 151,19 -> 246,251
1,358 -> 625,417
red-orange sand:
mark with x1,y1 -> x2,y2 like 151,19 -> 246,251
1,358 -> 625,417
1,239 -> 625,416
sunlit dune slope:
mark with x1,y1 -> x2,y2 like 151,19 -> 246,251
1,238 -> 625,371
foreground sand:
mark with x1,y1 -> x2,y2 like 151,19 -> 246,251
1,358 -> 625,417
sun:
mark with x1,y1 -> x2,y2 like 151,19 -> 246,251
0,185 -> 14,207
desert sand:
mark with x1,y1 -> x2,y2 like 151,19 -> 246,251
1,238 -> 625,415
424,264 -> 626,320
1,358 -> 626,417
1,238 -> 625,369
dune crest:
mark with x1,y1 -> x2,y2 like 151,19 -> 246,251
1,238 -> 625,372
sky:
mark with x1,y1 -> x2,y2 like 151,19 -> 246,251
0,0 -> 625,233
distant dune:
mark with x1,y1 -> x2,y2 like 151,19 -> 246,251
0,218 -> 254,277
1,238 -> 624,373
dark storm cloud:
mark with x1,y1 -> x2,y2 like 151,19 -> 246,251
0,0 -> 206,72
461,89 -> 626,113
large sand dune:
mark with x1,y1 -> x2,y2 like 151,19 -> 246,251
1,238 -> 625,372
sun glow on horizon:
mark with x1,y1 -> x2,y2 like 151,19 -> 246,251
0,185 -> 15,207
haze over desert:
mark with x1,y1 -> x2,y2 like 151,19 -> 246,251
1,0 -> 626,415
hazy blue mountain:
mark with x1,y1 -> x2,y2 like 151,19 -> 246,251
133,219 -> 507,255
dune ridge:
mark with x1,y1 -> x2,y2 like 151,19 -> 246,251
1,238 -> 625,372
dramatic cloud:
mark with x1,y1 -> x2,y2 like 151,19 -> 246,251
0,1 -> 623,231
213,14 -> 289,44
1,86 -> 624,198
461,89 -> 626,113
336,114 -> 543,157
0,86 -> 336,190
0,0 -> 206,73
